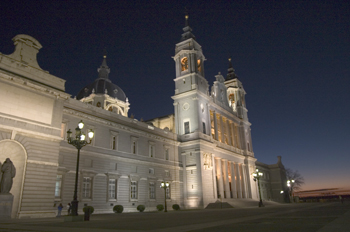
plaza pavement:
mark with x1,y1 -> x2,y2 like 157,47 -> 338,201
0,201 -> 349,232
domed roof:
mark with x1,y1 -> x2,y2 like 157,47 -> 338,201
76,78 -> 127,101
76,56 -> 127,102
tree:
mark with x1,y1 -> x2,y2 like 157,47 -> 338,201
285,168 -> 305,191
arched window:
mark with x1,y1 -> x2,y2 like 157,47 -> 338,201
181,57 -> 188,71
197,59 -> 201,73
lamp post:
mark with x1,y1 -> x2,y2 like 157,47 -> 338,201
66,120 -> 94,216
160,181 -> 169,212
287,179 -> 295,203
252,168 -> 264,207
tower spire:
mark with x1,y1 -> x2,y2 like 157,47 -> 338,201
180,9 -> 196,42
226,57 -> 238,81
185,8 -> 189,27
98,48 -> 110,79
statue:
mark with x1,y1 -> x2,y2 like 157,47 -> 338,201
0,158 -> 16,194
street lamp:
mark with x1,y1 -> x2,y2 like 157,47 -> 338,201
67,120 -> 94,216
160,181 -> 169,212
287,179 -> 295,203
252,168 -> 264,207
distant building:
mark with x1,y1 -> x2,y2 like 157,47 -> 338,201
0,16 -> 288,218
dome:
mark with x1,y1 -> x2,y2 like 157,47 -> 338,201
76,78 -> 127,101
76,56 -> 127,102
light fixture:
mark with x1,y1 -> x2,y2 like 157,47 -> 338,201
78,120 -> 84,129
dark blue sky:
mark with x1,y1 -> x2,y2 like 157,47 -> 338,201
1,0 -> 349,190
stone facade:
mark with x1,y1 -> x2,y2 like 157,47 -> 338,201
0,21 -> 287,218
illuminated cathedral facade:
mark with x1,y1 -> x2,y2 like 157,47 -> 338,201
0,17 -> 288,218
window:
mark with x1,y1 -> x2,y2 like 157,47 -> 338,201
83,177 -> 91,198
112,136 -> 116,150
130,181 -> 138,199
181,57 -> 188,71
165,170 -> 170,177
131,137 -> 138,154
149,182 -> 155,199
216,115 -> 222,142
165,148 -> 169,160
197,59 -> 201,73
223,118 -> 229,145
210,111 -> 215,139
149,168 -> 154,175
184,121 -> 190,134
110,131 -> 118,150
149,142 -> 155,158
166,185 -> 171,199
55,175 -> 62,198
109,179 -> 116,199
202,122 -> 206,134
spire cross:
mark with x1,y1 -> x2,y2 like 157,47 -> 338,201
185,8 -> 189,26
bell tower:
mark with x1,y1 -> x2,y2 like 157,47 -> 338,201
172,13 -> 210,136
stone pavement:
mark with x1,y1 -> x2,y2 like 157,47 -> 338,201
0,202 -> 349,232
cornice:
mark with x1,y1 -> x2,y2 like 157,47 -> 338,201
63,108 -> 179,146
0,69 -> 70,100
60,145 -> 182,171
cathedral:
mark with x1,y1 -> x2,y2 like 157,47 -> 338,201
0,16 -> 288,218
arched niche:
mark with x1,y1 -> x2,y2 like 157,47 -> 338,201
0,140 -> 27,218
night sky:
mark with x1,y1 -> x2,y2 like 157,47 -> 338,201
1,1 -> 349,191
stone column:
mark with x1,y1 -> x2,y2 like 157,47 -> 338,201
215,158 -> 224,199
222,159 -> 230,198
241,164 -> 248,198
230,161 -> 237,198
235,163 -> 242,198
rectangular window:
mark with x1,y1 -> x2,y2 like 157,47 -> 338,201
112,136 -> 116,150
184,121 -> 190,134
234,125 -> 240,149
110,131 -> 119,150
130,181 -> 137,199
131,137 -> 138,154
55,175 -> 62,198
216,115 -> 222,142
83,177 -> 91,198
149,168 -> 154,175
165,170 -> 170,177
133,141 -> 136,154
166,185 -> 171,199
149,143 -> 155,158
210,111 -> 215,139
149,182 -> 155,199
109,179 -> 116,199
165,148 -> 169,160
202,122 -> 206,134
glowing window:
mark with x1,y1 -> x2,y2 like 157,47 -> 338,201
197,59 -> 201,72
181,57 -> 188,71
